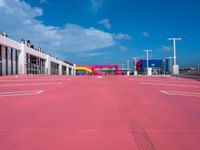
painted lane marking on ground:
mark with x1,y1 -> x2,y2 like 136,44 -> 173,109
96,76 -> 103,79
160,90 -> 200,98
0,79 -> 71,82
0,82 -> 62,87
0,90 -> 45,97
139,82 -> 200,88
129,79 -> 200,85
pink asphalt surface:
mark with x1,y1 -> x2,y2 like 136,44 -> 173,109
0,75 -> 200,150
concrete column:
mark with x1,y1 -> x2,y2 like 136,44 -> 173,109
73,64 -> 76,76
66,64 -> 69,75
18,43 -> 26,74
1,46 -> 6,75
59,61 -> 62,75
45,55 -> 51,75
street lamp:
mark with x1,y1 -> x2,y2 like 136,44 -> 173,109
121,64 -> 124,75
168,38 -> 182,74
126,60 -> 131,71
133,57 -> 138,76
126,60 -> 131,76
144,50 -> 152,75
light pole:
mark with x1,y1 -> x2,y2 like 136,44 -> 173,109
126,60 -> 131,76
144,50 -> 152,75
126,60 -> 131,71
121,64 -> 124,75
133,57 -> 138,76
163,59 -> 166,75
168,38 -> 182,74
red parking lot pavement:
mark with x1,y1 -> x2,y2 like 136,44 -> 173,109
0,75 -> 200,150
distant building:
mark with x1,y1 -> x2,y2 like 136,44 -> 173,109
0,33 -> 75,76
136,58 -> 172,75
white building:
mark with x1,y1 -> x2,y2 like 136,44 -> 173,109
0,34 -> 76,76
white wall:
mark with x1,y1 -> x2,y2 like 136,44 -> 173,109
25,45 -> 46,60
1,46 -> 6,75
0,35 -> 21,51
0,36 -> 75,76
18,44 -> 26,74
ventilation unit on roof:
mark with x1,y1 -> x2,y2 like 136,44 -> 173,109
38,47 -> 43,53
1,32 -> 8,37
30,45 -> 34,49
22,40 -> 31,47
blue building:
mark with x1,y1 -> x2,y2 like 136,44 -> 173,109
139,58 -> 172,75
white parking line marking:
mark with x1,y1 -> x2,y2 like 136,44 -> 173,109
0,90 -> 45,97
96,76 -> 103,79
0,82 -> 62,87
139,82 -> 200,88
160,90 -> 200,98
129,79 -> 200,84
0,79 -> 70,82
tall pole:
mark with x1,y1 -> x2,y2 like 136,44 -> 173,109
132,57 -> 138,76
168,38 -> 182,65
144,50 -> 152,69
126,60 -> 131,71
168,38 -> 182,75
122,64 -> 124,75
173,39 -> 176,65
134,57 -> 137,71
126,60 -> 131,76
144,50 -> 152,75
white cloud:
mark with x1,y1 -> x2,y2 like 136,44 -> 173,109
40,0 -> 48,4
113,33 -> 132,40
161,45 -> 173,51
89,0 -> 103,12
142,32 -> 149,37
98,18 -> 112,30
0,0 -> 116,53
119,46 -> 127,51
59,24 -> 115,52
77,52 -> 109,58
0,0 -> 5,7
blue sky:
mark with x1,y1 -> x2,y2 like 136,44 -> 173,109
0,0 -> 200,67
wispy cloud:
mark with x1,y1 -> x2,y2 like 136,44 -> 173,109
98,18 -> 112,30
113,33 -> 132,40
0,0 -> 115,53
0,0 -> 131,58
161,45 -> 173,51
142,31 -> 150,37
119,46 -> 127,51
0,0 -> 5,7
40,0 -> 48,4
89,0 -> 103,12
77,52 -> 109,58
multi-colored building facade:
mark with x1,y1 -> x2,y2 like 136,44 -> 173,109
76,65 -> 120,75
136,58 -> 172,75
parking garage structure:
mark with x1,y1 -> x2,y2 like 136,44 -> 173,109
0,36 -> 20,76
0,34 -> 75,76
0,45 -> 19,76
26,52 -> 46,75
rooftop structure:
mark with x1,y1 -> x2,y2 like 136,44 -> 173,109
0,33 -> 76,76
